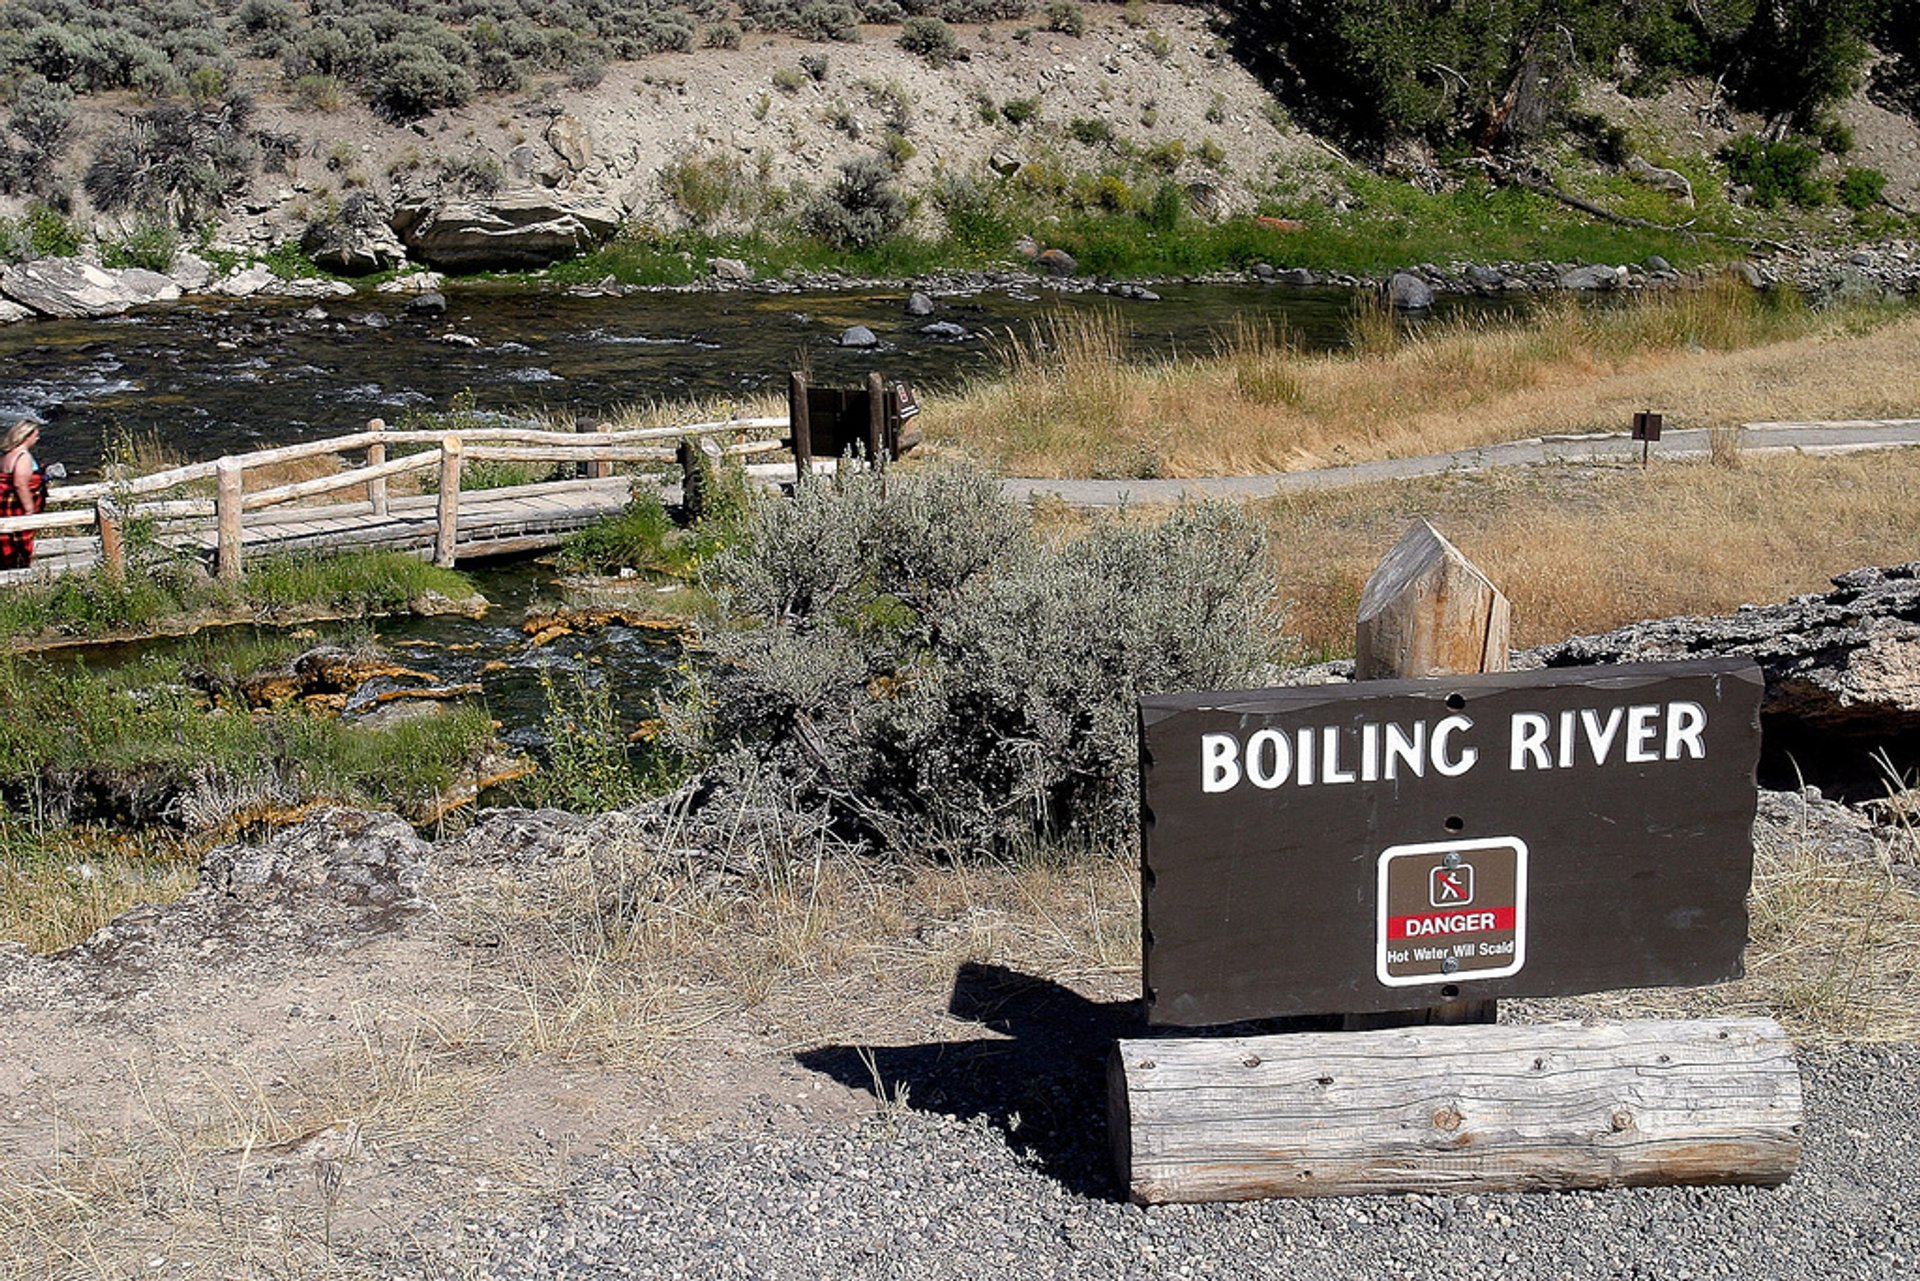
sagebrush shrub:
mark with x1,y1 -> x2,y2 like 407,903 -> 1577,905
85,96 -> 255,229
672,466 -> 1281,858
803,154 -> 907,249
898,16 -> 959,65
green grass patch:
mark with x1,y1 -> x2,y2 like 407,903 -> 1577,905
0,550 -> 475,645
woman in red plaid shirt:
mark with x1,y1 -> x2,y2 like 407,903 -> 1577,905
0,420 -> 47,569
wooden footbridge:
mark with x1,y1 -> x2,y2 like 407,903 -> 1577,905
0,371 -> 925,584
0,415 -> 796,582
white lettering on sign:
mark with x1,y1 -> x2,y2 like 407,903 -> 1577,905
1203,701 -> 1710,793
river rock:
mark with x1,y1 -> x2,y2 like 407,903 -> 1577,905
0,299 -> 31,324
919,320 -> 972,341
391,188 -> 624,270
905,291 -> 935,316
1275,267 -> 1318,286
0,258 -> 181,318
1112,283 -> 1160,301
1036,247 -> 1077,278
1465,264 -> 1506,290
1384,271 -> 1433,310
212,264 -> 277,298
301,193 -> 408,275
441,332 -> 482,347
708,256 -> 753,282
1730,261 -> 1764,289
377,270 -> 447,294
406,291 -> 448,317
839,325 -> 879,348
264,277 -> 356,299
1645,254 -> 1674,274
1250,262 -> 1275,280
167,251 -> 217,292
1558,263 -> 1625,291
1535,563 -> 1920,775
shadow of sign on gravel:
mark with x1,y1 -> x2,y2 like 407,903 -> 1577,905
796,963 -> 1144,1200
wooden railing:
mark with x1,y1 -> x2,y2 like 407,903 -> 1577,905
0,415 -> 789,578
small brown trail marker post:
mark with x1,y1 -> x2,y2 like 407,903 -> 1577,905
434,434 -> 462,568
1349,519 -> 1508,1029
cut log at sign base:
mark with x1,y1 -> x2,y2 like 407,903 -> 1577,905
1109,1018 -> 1802,1205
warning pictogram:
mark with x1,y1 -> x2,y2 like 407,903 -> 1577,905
1429,864 -> 1473,907
1378,838 -> 1527,987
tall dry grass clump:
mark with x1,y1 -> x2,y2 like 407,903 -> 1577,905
930,287 -> 1918,478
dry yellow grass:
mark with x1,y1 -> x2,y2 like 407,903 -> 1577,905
1262,450 -> 1920,658
931,286 -> 1920,478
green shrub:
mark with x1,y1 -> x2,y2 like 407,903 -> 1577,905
796,1 -> 861,42
799,51 -> 831,80
1,74 -> 74,196
1067,116 -> 1114,147
1044,0 -> 1086,36
898,16 -> 960,66
803,154 -> 908,249
773,66 -> 807,93
674,466 -> 1279,858
1837,166 -> 1887,212
85,97 -> 255,229
1719,134 -> 1827,209
880,130 -> 917,169
1143,179 -> 1184,231
1144,138 -> 1186,173
102,220 -> 180,272
365,45 -> 473,123
703,21 -> 744,49
1000,95 -> 1040,125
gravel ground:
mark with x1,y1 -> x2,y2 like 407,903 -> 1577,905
470,1042 -> 1918,1280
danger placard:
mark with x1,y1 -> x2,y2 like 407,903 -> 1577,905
1378,838 -> 1527,986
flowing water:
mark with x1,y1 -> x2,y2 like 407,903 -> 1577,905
0,281 -> 1513,481
3,280 -> 1515,752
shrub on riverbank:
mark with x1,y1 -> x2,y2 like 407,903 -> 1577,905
669,466 -> 1281,858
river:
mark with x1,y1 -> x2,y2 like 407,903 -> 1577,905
0,281 -> 1513,481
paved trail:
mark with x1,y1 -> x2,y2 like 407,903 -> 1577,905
1002,419 -> 1920,507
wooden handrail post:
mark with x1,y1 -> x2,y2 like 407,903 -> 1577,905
435,434 -> 462,568
789,371 -> 811,485
591,420 -> 613,480
96,499 -> 124,579
216,458 -> 244,581
366,417 -> 389,517
866,370 -> 886,464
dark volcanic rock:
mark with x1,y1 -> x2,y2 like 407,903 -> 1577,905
406,291 -> 448,317
1535,563 -> 1920,791
1384,271 -> 1432,310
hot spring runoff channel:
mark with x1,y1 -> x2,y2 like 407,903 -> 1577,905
0,282 -> 1517,480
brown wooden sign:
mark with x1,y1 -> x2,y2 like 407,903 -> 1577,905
1138,658 -> 1763,1027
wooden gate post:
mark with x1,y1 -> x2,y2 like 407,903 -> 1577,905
216,458 -> 244,581
789,371 -> 812,485
96,499 -> 124,579
366,418 -> 389,517
591,420 -> 614,480
435,434 -> 462,568
866,371 -> 886,463
1346,518 -> 1510,1030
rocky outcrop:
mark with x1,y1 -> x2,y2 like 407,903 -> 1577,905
391,187 -> 624,269
1558,263 -> 1626,291
301,193 -> 408,275
1536,563 -> 1920,793
1538,564 -> 1920,733
0,258 -> 181,318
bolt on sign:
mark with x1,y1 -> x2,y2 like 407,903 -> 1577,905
1137,658 -> 1763,1027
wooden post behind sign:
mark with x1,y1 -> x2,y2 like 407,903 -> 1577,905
1110,1018 -> 1802,1205
1349,519 -> 1509,1028
789,371 -> 812,485
866,371 -> 886,463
